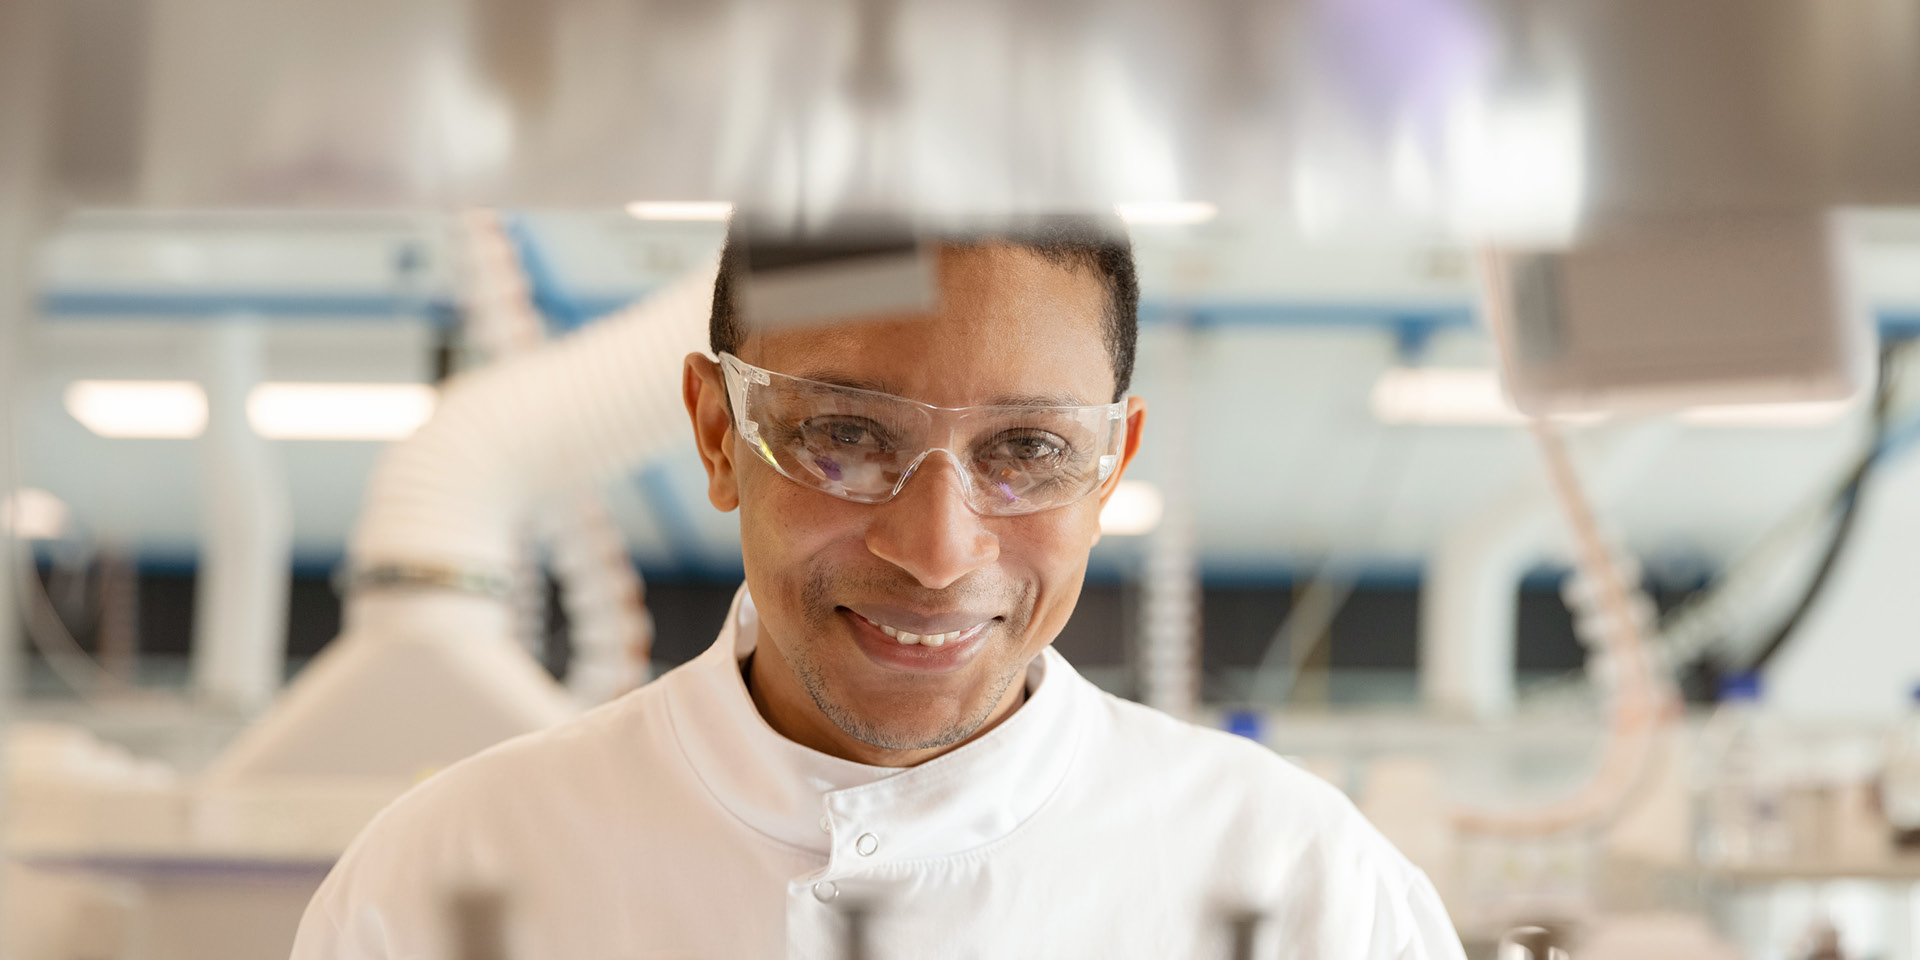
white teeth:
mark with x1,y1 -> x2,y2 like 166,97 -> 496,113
866,617 -> 980,646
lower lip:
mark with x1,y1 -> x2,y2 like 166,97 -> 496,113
843,610 -> 994,674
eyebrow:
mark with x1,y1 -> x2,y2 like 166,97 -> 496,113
794,369 -> 1092,408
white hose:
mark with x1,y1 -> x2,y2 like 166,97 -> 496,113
344,253 -> 717,610
204,243 -> 717,785
1451,250 -> 1676,838
453,211 -> 657,702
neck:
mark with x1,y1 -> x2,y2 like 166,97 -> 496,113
743,631 -> 1029,768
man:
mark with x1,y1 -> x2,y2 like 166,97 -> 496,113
292,217 -> 1465,959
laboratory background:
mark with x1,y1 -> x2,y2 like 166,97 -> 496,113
3,0 -> 1920,957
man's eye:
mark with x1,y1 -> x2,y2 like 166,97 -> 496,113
807,418 -> 886,448
987,432 -> 1069,462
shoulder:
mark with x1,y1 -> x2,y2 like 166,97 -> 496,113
373,667 -> 695,842
1068,686 -> 1462,957
308,677 -> 676,886
1073,683 -> 1426,882
1080,686 -> 1350,815
292,678 -> 689,959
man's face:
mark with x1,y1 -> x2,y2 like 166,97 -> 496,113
685,243 -> 1146,758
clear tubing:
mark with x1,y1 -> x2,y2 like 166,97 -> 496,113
1452,249 -> 1676,838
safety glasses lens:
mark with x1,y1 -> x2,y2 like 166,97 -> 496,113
723,355 -> 1121,515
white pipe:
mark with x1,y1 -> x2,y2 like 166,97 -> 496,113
191,322 -> 293,712
1419,486 -> 1551,719
1419,420 -> 1678,720
205,253 -> 717,785
345,255 -> 717,599
1139,323 -> 1199,718
458,212 -> 653,703
1445,248 -> 1681,836
1,2 -> 53,932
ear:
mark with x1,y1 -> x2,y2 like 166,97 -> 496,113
1088,396 -> 1148,546
683,353 -> 741,512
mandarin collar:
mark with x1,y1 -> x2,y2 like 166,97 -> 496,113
663,584 -> 1083,860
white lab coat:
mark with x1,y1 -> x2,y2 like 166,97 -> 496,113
292,586 -> 1465,960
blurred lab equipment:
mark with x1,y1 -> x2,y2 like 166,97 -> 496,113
1696,673 -> 1789,869
1793,918 -> 1847,960
1500,924 -> 1573,960
1880,684 -> 1920,849
0,243 -> 716,960
8,0 -> 1920,956
1487,211 -> 1871,418
205,251 -> 714,787
450,887 -> 510,960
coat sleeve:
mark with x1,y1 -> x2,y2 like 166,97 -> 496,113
288,850 -> 404,960
288,882 -> 384,960
1388,866 -> 1468,960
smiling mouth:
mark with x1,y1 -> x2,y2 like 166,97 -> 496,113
848,611 -> 996,647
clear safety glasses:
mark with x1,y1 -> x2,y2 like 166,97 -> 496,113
719,352 -> 1127,516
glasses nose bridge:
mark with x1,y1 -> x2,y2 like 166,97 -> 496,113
888,444 -> 979,506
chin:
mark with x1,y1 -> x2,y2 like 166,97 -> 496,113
833,707 -> 981,752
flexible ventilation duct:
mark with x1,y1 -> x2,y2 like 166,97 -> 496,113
204,250 -> 718,785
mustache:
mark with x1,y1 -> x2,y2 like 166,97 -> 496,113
801,566 -> 1026,614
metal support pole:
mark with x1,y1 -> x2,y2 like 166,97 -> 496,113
1419,493 -> 1547,719
190,322 -> 293,712
0,0 -> 56,940
1138,321 -> 1200,718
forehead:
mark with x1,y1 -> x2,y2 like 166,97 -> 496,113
739,244 -> 1115,408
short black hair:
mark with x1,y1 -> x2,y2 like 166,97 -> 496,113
709,216 -> 1139,401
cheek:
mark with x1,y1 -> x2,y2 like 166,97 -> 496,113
997,502 -> 1101,625
738,469 -> 865,574
1000,500 -> 1102,567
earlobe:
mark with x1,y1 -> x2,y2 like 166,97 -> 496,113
682,353 -> 742,512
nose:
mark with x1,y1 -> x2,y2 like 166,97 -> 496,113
863,452 -> 999,590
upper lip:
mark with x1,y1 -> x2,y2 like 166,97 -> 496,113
845,605 -> 999,636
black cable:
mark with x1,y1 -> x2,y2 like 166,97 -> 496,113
1742,343 -> 1902,673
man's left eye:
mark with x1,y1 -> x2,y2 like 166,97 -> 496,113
987,433 -> 1068,461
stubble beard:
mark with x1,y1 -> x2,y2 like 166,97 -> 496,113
792,568 -> 1030,752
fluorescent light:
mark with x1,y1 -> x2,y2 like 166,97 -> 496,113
65,380 -> 208,438
1445,85 -> 1587,244
1100,481 -> 1165,536
1,488 -> 68,540
1114,202 -> 1218,226
1680,399 -> 1856,428
1371,367 -> 1527,426
625,201 -> 734,222
247,383 -> 437,440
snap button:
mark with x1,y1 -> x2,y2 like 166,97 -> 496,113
818,815 -> 832,834
856,833 -> 879,856
813,881 -> 838,903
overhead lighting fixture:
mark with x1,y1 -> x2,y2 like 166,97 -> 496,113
65,380 -> 209,438
247,383 -> 437,440
1,488 -> 69,540
1679,399 -> 1856,428
625,201 -> 735,222
1371,367 -> 1528,426
1100,480 -> 1165,536
1445,82 -> 1588,245
1114,202 -> 1218,226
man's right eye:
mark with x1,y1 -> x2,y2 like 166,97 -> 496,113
806,418 -> 885,448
